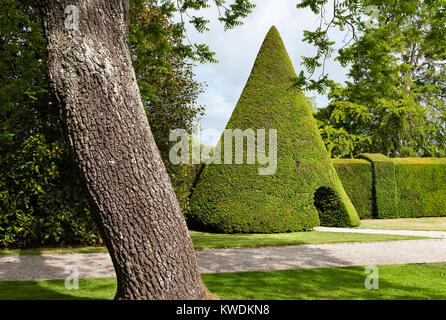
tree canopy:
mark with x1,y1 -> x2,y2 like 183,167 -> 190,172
296,0 -> 446,158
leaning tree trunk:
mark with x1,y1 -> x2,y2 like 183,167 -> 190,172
36,0 -> 204,300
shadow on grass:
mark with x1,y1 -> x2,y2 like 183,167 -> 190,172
203,263 -> 446,300
0,278 -> 116,300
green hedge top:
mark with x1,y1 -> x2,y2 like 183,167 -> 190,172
357,153 -> 393,163
392,158 -> 446,164
331,159 -> 371,165
188,26 -> 359,233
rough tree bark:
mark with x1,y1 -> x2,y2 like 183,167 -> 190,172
35,0 -> 205,300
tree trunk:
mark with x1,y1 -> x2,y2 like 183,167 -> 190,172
36,0 -> 204,300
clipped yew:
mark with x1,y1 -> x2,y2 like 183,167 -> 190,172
189,26 -> 360,233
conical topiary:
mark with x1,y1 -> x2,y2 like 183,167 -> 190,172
188,26 -> 360,233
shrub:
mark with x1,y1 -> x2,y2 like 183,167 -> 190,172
188,26 -> 360,233
392,158 -> 446,218
0,135 -> 99,247
332,159 -> 374,219
314,186 -> 356,226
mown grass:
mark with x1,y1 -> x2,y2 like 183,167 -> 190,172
203,263 -> 446,300
189,230 -> 427,249
0,230 -> 427,255
0,246 -> 108,255
0,278 -> 116,300
1,263 -> 445,300
359,217 -> 446,231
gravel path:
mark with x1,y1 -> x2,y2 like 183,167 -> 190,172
1,237 -> 446,281
314,226 -> 446,238
0,253 -> 115,281
197,239 -> 446,273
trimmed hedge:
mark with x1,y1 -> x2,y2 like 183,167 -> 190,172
332,159 -> 374,219
393,158 -> 446,218
356,153 -> 398,219
333,155 -> 446,219
188,26 -> 360,233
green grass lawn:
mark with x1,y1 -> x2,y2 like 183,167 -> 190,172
0,278 -> 117,300
359,217 -> 446,231
1,263 -> 445,300
0,231 -> 427,255
0,246 -> 108,255
204,263 -> 446,300
189,230 -> 427,249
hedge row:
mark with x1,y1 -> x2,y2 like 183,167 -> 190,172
393,158 -> 446,218
333,155 -> 446,219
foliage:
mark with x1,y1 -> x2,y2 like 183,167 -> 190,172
297,0 -> 446,158
392,157 -> 446,218
331,159 -> 373,219
1,0 -> 250,247
357,153 -> 398,218
333,154 -> 446,219
129,1 -> 206,213
189,26 -> 360,233
130,0 -> 256,63
0,134 -> 99,247
314,186 -> 356,226
0,0 -> 98,247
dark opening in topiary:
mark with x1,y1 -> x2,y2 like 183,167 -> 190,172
314,187 -> 352,227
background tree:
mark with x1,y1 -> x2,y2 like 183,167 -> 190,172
0,0 -> 254,247
0,1 -> 98,246
129,1 -> 207,213
296,0 -> 446,158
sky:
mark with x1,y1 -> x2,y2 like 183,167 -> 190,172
182,0 -> 349,145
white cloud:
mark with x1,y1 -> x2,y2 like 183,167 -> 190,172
181,0 -> 349,134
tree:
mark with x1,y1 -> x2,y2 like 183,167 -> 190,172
34,0 -> 203,300
0,0 -> 205,247
33,0 -> 254,300
296,0 -> 446,158
128,1 -> 207,213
